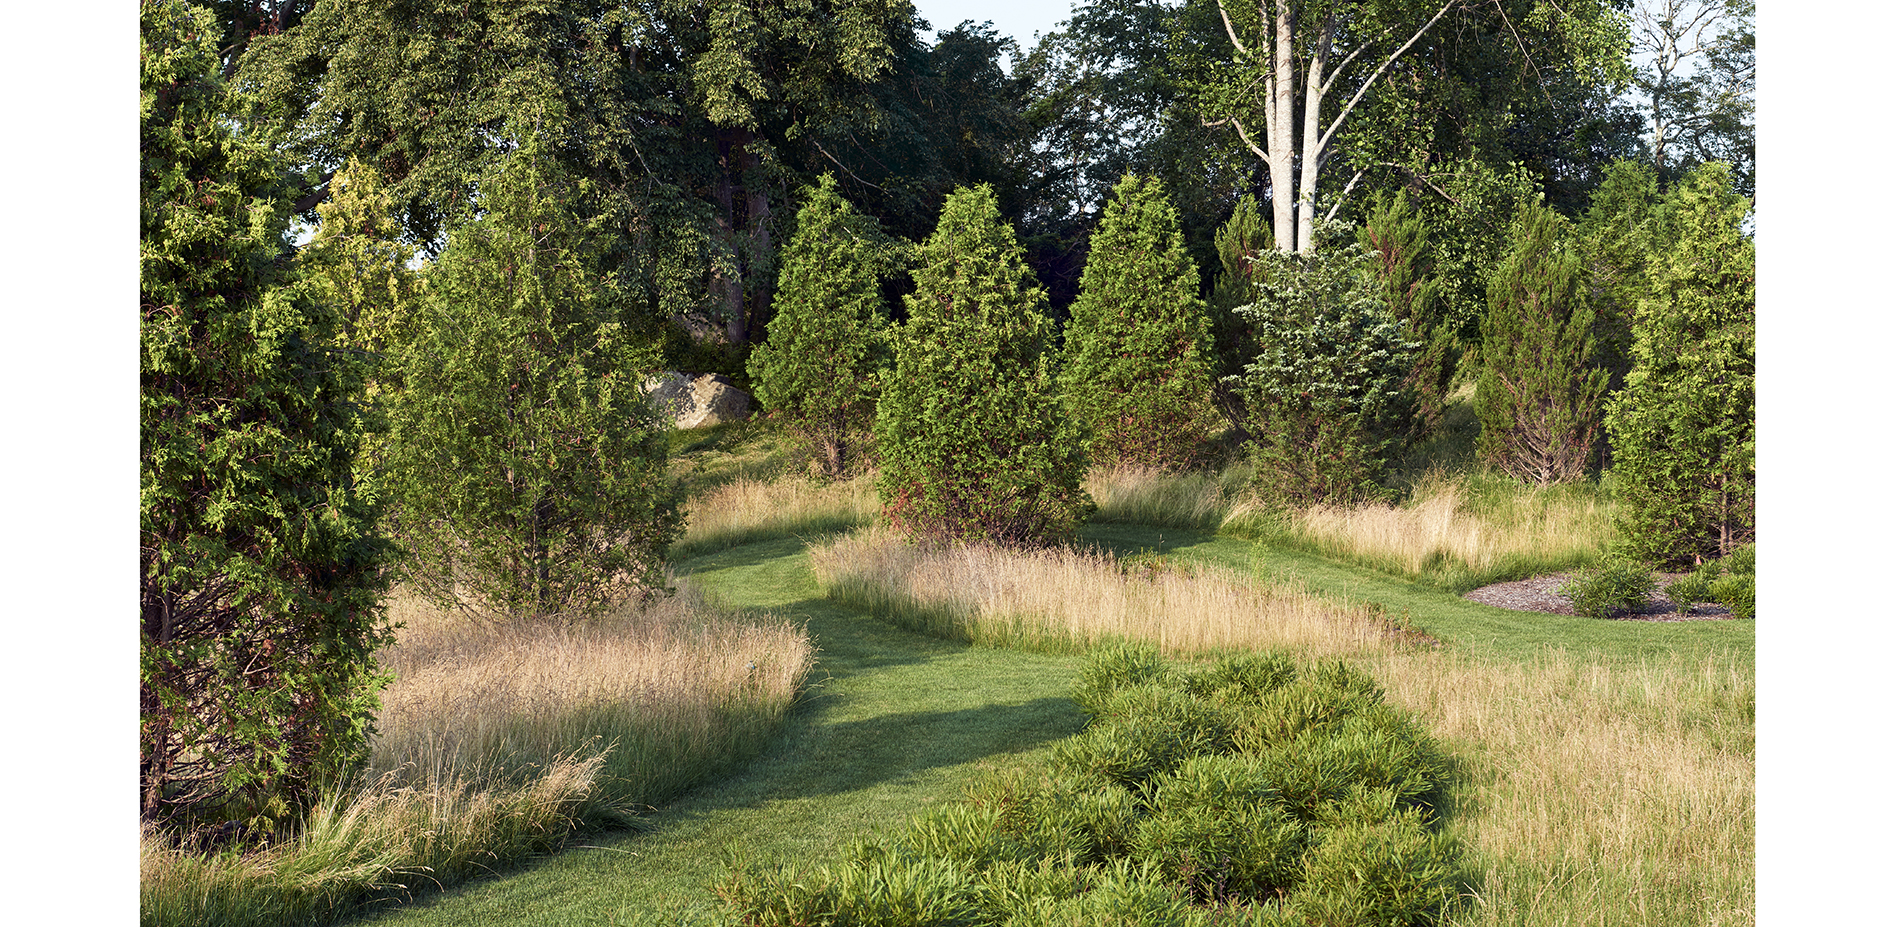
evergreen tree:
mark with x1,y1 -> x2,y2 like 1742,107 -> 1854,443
1575,159 -> 1663,396
1058,174 -> 1217,470
1473,202 -> 1609,485
141,0 -> 394,831
384,141 -> 681,622
1360,190 -> 1458,437
747,175 -> 896,477
1231,225 -> 1418,505
1606,161 -> 1754,566
875,184 -> 1092,546
1206,196 -> 1272,441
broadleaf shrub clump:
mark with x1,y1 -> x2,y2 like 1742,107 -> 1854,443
718,646 -> 1461,923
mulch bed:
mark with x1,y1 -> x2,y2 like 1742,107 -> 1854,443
1461,571 -> 1743,621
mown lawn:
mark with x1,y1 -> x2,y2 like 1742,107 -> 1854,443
347,517 -> 1751,926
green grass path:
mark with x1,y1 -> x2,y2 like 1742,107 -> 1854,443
351,525 -> 1749,926
353,536 -> 1088,926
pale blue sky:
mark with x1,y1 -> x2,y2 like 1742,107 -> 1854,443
910,0 -> 1083,66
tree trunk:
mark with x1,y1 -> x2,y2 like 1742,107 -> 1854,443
1295,11 -> 1338,254
1269,0 -> 1298,253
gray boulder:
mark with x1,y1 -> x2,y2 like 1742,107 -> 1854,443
642,371 -> 757,429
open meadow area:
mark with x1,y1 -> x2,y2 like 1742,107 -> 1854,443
173,421 -> 1746,927
136,0 -> 1777,921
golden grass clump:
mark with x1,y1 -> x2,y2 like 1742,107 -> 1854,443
1294,471 -> 1616,582
372,582 -> 814,801
809,526 -> 1403,657
674,472 -> 878,555
1085,464 -> 1254,531
1370,647 -> 1754,927
141,582 -> 815,927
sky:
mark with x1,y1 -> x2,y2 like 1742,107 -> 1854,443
910,0 -> 1083,66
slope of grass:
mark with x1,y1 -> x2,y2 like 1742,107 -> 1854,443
327,421 -> 1749,927
346,537 -> 1090,926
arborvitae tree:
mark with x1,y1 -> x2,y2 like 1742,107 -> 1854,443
1575,158 -> 1663,396
1231,225 -> 1418,505
747,175 -> 896,477
1206,196 -> 1272,441
1360,190 -> 1458,436
300,159 -> 421,372
1473,202 -> 1609,485
141,0 -> 394,832
385,141 -> 681,622
875,184 -> 1092,546
1606,161 -> 1754,567
1058,174 -> 1217,470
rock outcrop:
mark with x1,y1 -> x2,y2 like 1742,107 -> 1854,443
643,371 -> 757,429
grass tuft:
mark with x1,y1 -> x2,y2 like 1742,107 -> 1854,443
809,526 -> 1409,658
140,582 -> 814,927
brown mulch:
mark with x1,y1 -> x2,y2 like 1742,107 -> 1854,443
1462,571 -> 1743,621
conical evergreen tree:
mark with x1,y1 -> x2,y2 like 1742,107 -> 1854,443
1473,202 -> 1609,485
1207,197 -> 1271,440
1607,162 -> 1755,566
141,0 -> 394,830
1058,174 -> 1216,470
1575,159 -> 1663,397
875,184 -> 1091,546
1360,190 -> 1457,436
384,139 -> 681,621
747,175 -> 895,477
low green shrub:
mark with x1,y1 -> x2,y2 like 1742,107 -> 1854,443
718,646 -> 1460,925
1558,557 -> 1657,619
1662,543 -> 1755,618
1709,573 -> 1755,620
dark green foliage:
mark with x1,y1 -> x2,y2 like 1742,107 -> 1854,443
1606,161 -> 1755,567
875,184 -> 1092,546
140,0 -> 394,830
1058,174 -> 1218,470
1474,202 -> 1610,485
1575,159 -> 1663,396
384,142 -> 681,622
1206,197 -> 1272,440
1360,190 -> 1459,437
1558,557 -> 1658,619
1229,227 -> 1419,505
747,175 -> 896,476
719,645 -> 1458,923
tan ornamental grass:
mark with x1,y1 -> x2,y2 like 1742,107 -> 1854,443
1369,646 -> 1754,927
1293,471 -> 1615,580
142,581 -> 815,927
809,527 -> 1403,658
674,471 -> 879,555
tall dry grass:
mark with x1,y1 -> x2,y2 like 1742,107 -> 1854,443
1090,464 -> 1616,590
808,527 -> 1406,658
673,472 -> 878,555
141,583 -> 814,927
1371,646 -> 1754,927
